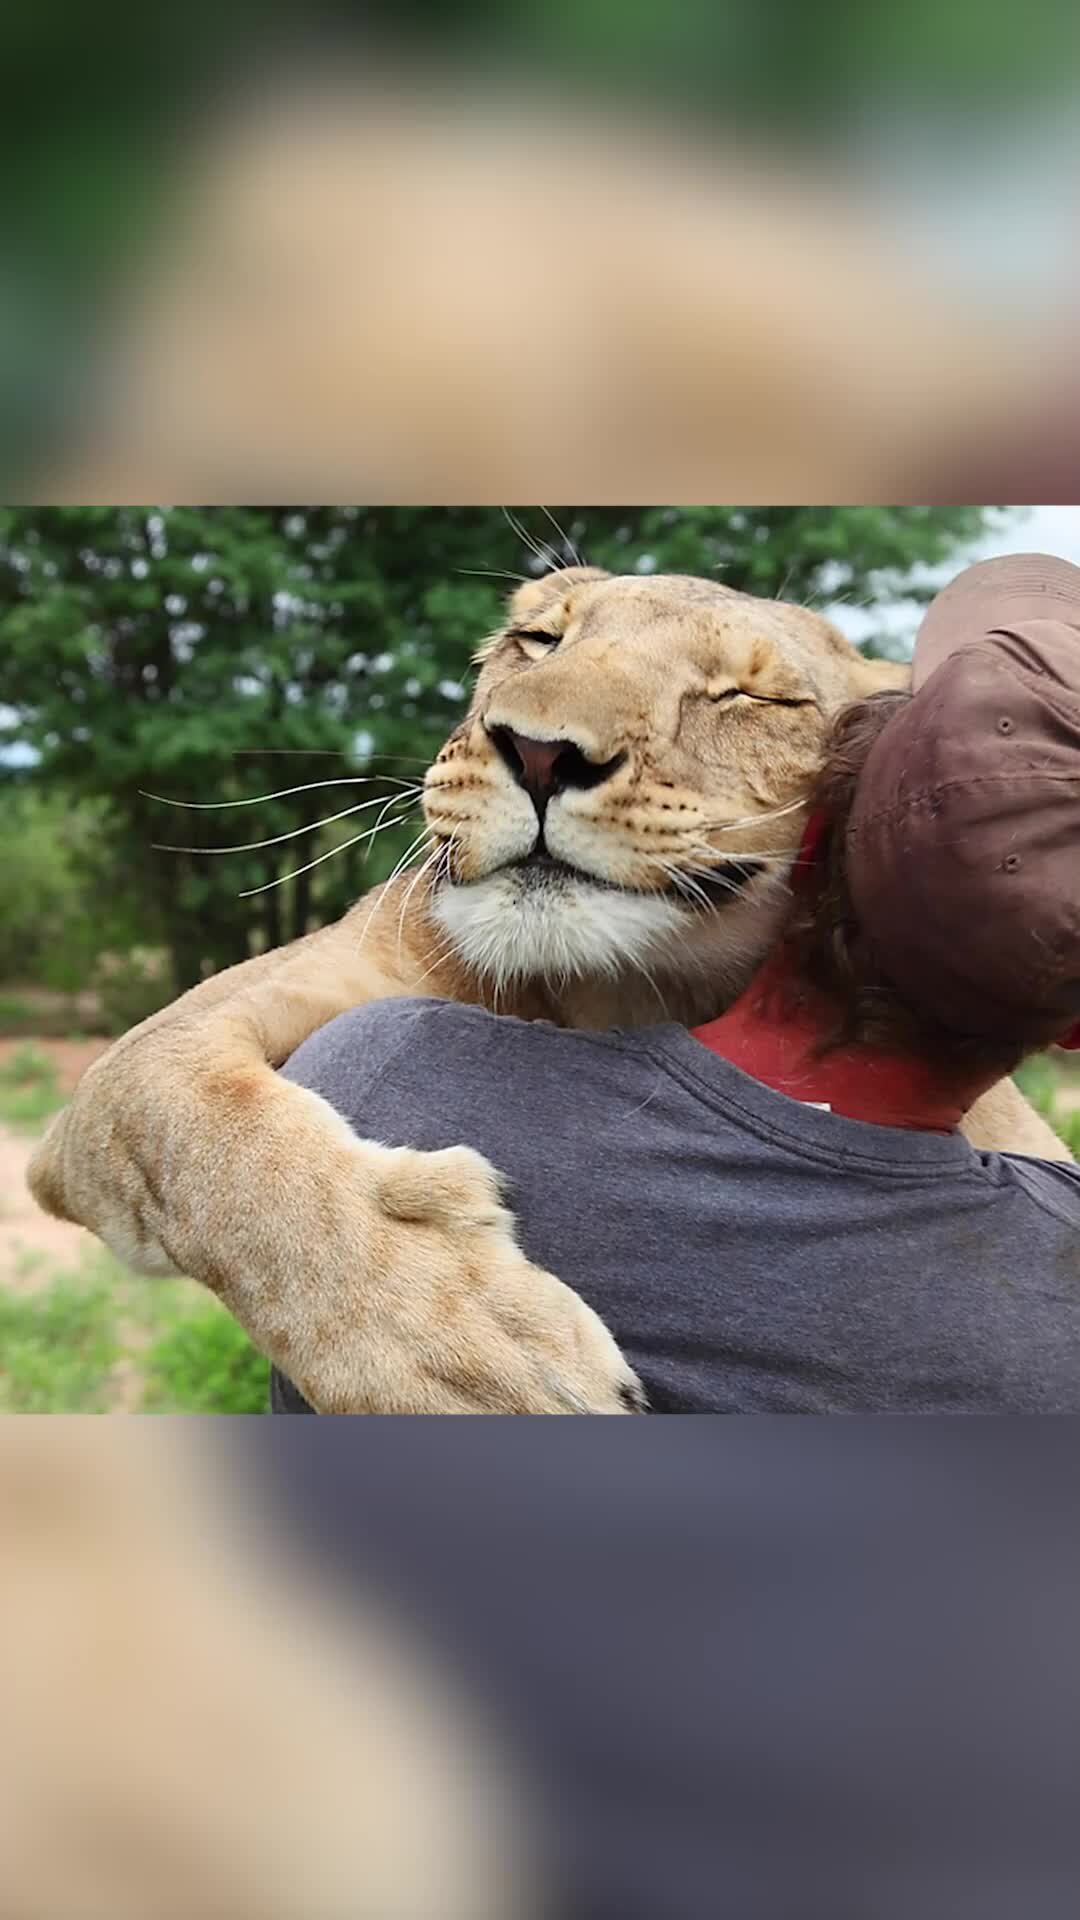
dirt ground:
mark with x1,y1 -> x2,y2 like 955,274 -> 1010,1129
0,1038 -> 110,1292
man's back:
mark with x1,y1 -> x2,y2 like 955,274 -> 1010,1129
275,998 -> 1080,1414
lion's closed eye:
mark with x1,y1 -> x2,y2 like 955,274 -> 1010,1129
707,685 -> 816,709
509,628 -> 562,661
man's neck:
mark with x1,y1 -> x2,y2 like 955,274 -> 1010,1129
690,953 -> 996,1132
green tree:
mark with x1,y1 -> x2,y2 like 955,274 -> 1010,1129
0,788 -> 148,999
0,505 -> 988,994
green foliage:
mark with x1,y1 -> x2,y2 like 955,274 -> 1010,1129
0,788 -> 90,983
0,793 -> 64,981
0,1044 -> 65,1131
141,1302 -> 270,1413
0,1244 -> 270,1413
1013,1054 -> 1062,1123
1014,1054 -> 1080,1158
0,785 -> 152,993
0,507 -> 988,997
0,1265 -> 120,1411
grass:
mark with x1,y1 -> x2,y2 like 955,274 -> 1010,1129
0,1259 -> 120,1410
0,1248 -> 270,1414
140,1297 -> 271,1412
0,1039 -> 271,1412
0,1045 -> 66,1132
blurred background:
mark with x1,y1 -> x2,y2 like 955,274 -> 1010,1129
0,1418 -> 532,1920
4,1414 -> 1080,1919
1,502 -> 1078,1411
5,5 -> 1080,501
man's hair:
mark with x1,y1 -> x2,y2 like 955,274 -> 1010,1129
773,689 -> 1028,1077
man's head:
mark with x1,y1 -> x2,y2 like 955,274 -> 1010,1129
784,553 -> 1080,1070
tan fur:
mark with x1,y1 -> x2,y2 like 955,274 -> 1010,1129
27,571 -> 1068,1412
43,92 -> 1038,503
0,1424 -> 525,1917
959,1075 -> 1068,1162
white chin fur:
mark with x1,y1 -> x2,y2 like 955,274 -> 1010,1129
433,872 -> 687,988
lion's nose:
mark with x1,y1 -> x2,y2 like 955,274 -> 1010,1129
488,727 -> 625,818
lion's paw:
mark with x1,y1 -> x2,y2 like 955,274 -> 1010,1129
376,1143 -> 512,1232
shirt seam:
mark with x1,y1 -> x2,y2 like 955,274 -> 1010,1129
993,1158 -> 1080,1233
298,1000 -> 1078,1212
362,1003 -> 986,1183
635,1035 -> 991,1184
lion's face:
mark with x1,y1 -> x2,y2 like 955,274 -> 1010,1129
423,568 -> 906,1001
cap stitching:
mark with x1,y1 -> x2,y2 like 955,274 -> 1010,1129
915,634 -> 1080,713
987,653 -> 1080,730
849,769 -> 1080,836
928,642 -> 1080,729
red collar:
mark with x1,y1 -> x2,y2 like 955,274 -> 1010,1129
693,813 -> 1080,1126
691,957 -> 981,1133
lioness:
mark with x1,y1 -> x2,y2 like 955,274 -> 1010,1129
27,569 -> 1066,1412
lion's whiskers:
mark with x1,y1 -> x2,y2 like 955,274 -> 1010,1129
647,858 -> 717,912
409,864 -> 471,993
351,824 -> 445,964
141,775 -> 422,810
501,507 -> 561,577
538,506 -> 587,571
410,934 -> 463,992
395,840 -> 447,969
237,804 -> 425,899
687,843 -> 798,864
645,848 -> 798,915
153,789 -> 421,857
627,947 -> 674,1024
381,825 -> 439,897
228,752 -> 433,766
455,567 -> 531,585
704,797 -> 807,834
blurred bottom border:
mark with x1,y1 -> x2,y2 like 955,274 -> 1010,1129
4,1413 -> 1079,1919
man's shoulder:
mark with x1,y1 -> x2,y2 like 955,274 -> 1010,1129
997,1151 -> 1080,1230
277,997 -> 657,1159
308,993 -> 492,1047
281,995 -> 487,1090
282,996 -> 654,1105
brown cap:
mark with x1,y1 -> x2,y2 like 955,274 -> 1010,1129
846,554 -> 1080,1044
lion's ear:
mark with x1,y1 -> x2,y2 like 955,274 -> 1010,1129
507,566 -> 610,626
848,653 -> 911,697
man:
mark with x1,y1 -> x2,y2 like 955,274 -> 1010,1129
273,554 -> 1080,1414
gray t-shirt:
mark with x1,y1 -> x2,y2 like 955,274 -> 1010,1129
272,997 -> 1080,1413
